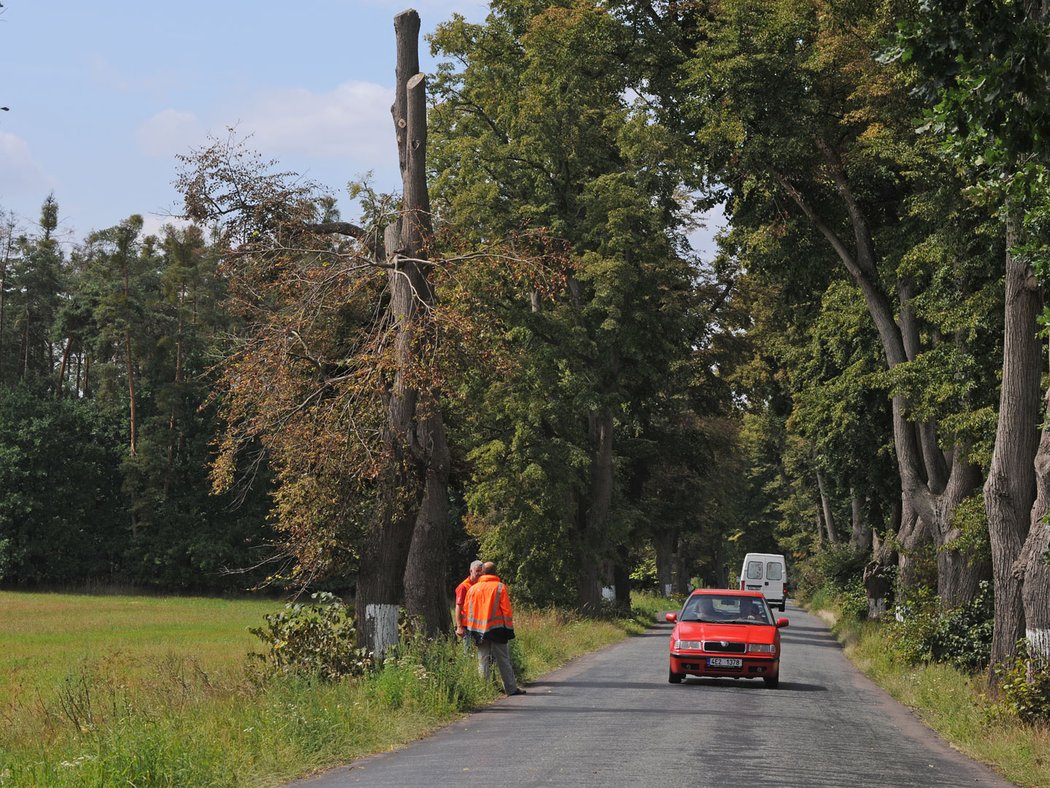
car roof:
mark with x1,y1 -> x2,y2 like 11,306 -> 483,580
688,588 -> 766,599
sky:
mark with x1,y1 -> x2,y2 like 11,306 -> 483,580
0,1 -> 722,253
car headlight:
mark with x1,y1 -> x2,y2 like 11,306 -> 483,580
747,643 -> 776,654
674,640 -> 703,651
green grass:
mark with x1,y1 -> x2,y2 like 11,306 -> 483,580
0,591 -> 281,699
0,590 -> 660,787
808,598 -> 1050,788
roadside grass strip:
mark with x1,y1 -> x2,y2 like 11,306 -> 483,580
816,602 -> 1050,788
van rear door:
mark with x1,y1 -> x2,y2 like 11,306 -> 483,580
741,553 -> 786,610
743,557 -> 766,592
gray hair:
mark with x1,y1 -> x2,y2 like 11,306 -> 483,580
470,560 -> 484,570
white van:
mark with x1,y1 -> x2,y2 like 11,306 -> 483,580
739,553 -> 787,611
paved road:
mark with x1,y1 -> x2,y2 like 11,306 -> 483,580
296,602 -> 1012,787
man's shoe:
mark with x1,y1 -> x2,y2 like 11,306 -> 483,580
509,688 -> 527,696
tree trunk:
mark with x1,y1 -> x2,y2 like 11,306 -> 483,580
850,488 -> 872,552
56,336 -> 73,398
816,469 -> 838,543
403,406 -> 452,636
896,496 -> 933,594
984,215 -> 1042,676
654,529 -> 674,596
1016,390 -> 1050,660
125,332 -> 138,457
674,548 -> 692,595
165,295 -> 186,496
936,460 -> 987,607
612,543 -> 632,608
780,147 -> 983,604
356,10 -> 452,653
577,407 -> 614,611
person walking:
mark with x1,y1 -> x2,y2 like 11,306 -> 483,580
463,561 -> 526,696
454,559 -> 484,654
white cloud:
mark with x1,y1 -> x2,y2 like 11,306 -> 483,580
228,81 -> 395,165
137,109 -> 206,157
0,133 -> 54,211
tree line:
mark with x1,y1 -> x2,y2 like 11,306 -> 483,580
0,200 -> 274,590
1,0 -> 1048,686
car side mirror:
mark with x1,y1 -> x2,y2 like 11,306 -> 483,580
665,612 -> 678,623
776,617 -> 789,628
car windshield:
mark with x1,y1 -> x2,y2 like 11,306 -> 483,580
680,595 -> 773,625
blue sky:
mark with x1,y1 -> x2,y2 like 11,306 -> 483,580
0,1 -> 720,253
0,1 -> 488,242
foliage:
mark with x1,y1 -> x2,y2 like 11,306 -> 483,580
0,387 -> 127,583
248,592 -> 373,681
0,197 -> 277,592
892,0 -> 1050,177
793,543 -> 870,601
837,577 -> 871,624
944,491 -> 990,563
430,0 -> 722,606
629,554 -> 659,591
995,643 -> 1050,723
887,581 -> 994,672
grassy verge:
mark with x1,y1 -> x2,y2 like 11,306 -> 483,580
0,591 -> 661,787
806,596 -> 1050,788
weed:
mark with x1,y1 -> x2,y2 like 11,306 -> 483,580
996,644 -> 1050,723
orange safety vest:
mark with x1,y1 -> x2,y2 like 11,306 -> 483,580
464,574 -> 515,643
454,576 -> 475,626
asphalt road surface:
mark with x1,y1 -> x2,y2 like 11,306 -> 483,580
295,602 -> 1012,787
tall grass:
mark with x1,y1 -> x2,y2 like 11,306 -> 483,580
0,591 -> 660,787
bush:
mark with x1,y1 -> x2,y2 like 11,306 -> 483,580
838,577 -> 870,622
249,592 -> 373,681
887,581 -> 994,672
996,644 -> 1050,723
793,543 -> 869,604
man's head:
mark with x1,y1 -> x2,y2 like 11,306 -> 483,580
469,560 -> 483,580
481,561 -> 496,575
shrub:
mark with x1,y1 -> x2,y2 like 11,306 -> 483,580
996,644 -> 1050,723
887,581 -> 994,672
249,592 -> 372,681
793,543 -> 868,603
838,577 -> 870,622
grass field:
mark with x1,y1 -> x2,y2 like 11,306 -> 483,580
0,590 -> 656,786
0,591 -> 282,702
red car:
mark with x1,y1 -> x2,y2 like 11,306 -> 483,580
666,589 -> 788,688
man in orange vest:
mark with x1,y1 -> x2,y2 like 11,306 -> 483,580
463,561 -> 526,696
454,559 -> 483,653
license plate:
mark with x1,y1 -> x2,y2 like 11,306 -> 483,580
708,657 -> 743,668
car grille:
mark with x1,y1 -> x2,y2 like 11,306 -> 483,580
703,640 -> 746,654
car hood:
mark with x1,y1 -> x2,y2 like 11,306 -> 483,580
675,621 -> 776,645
